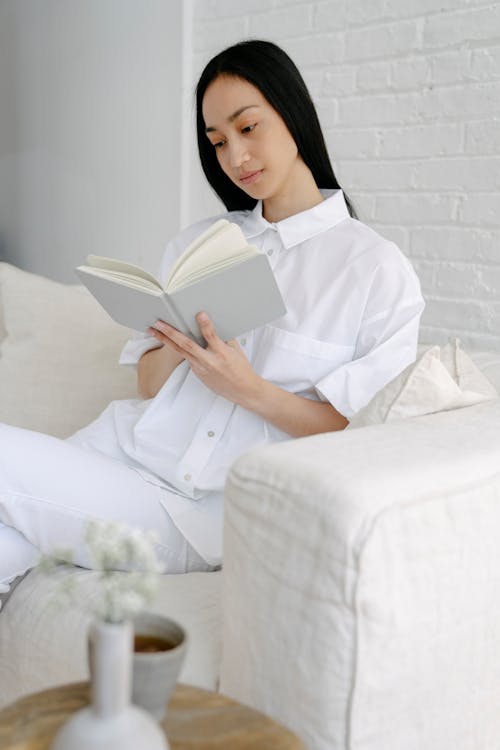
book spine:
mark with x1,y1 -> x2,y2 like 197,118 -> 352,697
162,293 -> 194,339
165,293 -> 206,346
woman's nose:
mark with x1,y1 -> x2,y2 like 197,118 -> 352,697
227,139 -> 250,169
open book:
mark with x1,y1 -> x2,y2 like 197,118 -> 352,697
75,219 -> 287,345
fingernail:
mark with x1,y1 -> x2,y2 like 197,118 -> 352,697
198,312 -> 208,322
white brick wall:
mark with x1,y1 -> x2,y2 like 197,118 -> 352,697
191,0 -> 500,351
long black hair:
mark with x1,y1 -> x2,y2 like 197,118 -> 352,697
195,39 -> 357,219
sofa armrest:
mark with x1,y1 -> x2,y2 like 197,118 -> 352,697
220,399 -> 500,750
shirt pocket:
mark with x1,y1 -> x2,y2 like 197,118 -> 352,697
254,325 -> 355,393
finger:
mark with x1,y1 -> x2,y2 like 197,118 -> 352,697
147,325 -> 176,347
147,326 -> 167,341
147,326 -> 185,356
147,326 -> 168,344
196,312 -> 223,350
153,319 -> 206,360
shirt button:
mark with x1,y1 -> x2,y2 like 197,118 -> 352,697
184,473 -> 191,481
267,249 -> 274,256
207,430 -> 215,437
240,338 -> 246,346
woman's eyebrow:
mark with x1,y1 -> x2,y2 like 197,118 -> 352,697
205,105 -> 260,133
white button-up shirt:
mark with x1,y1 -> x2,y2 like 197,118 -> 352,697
77,188 -> 425,565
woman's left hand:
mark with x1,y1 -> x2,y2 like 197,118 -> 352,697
147,312 -> 264,408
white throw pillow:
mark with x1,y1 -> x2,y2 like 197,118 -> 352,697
347,338 -> 498,430
0,263 -> 137,438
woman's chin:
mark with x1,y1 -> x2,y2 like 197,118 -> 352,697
237,170 -> 266,194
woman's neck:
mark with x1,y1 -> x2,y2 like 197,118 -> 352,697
262,161 -> 325,224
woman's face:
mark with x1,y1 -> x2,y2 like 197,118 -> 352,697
202,75 -> 300,200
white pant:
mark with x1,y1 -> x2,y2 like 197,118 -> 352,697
0,423 -> 215,594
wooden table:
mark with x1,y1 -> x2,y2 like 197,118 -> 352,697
0,682 -> 306,749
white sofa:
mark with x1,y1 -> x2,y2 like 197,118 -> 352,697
1,261 -> 500,750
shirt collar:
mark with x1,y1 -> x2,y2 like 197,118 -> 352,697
239,188 -> 350,249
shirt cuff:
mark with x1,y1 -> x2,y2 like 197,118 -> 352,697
118,334 -> 162,367
315,345 -> 417,420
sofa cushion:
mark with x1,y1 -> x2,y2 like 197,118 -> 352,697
347,338 -> 498,429
0,263 -> 137,438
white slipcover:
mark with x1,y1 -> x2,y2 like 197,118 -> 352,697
221,399 -> 500,750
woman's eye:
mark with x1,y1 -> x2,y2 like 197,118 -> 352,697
213,124 -> 256,150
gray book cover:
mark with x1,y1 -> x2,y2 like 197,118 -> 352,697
75,253 -> 286,345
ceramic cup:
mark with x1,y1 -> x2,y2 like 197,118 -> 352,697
131,613 -> 188,722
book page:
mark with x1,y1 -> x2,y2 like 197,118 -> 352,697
164,219 -> 230,287
76,266 -> 162,293
166,221 -> 255,292
86,254 -> 162,289
167,247 -> 258,291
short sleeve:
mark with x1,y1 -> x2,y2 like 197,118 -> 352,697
315,254 -> 425,419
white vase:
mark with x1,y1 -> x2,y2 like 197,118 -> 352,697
51,620 -> 168,750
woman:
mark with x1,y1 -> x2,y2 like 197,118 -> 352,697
0,40 -> 425,601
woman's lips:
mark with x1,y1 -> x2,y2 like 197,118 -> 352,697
240,170 -> 263,185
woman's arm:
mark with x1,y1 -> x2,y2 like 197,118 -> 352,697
148,315 -> 348,437
137,344 -> 185,400
241,380 -> 348,437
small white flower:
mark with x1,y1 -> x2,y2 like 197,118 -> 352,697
40,520 -> 163,623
